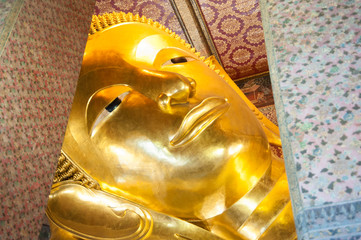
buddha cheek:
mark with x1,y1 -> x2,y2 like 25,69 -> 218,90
89,105 -> 182,175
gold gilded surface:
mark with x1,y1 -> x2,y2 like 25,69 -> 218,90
46,12 -> 295,239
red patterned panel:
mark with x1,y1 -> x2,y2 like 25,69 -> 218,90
0,0 -> 95,238
198,0 -> 268,79
94,0 -> 185,38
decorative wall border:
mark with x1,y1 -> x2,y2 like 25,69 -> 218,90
0,0 -> 24,57
297,199 -> 361,240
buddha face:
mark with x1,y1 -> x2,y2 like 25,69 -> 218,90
64,21 -> 271,219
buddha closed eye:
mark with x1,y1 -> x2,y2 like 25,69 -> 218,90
162,56 -> 195,66
105,96 -> 123,113
91,90 -> 131,134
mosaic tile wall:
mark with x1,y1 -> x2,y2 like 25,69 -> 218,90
260,0 -> 361,239
94,0 -> 185,38
0,0 -> 95,238
197,0 -> 268,80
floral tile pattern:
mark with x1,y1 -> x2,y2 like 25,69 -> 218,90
260,0 -> 361,239
0,0 -> 95,238
198,0 -> 268,79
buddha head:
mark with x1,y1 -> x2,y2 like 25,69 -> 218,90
63,12 -> 271,220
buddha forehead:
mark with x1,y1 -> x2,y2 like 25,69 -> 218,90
84,22 -> 194,68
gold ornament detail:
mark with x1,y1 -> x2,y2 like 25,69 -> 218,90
53,152 -> 100,189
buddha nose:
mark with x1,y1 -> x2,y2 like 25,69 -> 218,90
157,76 -> 196,112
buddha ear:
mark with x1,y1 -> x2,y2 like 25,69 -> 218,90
206,55 -> 282,147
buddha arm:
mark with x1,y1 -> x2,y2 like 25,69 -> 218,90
46,182 -> 223,240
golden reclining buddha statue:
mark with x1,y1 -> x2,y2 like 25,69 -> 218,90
46,12 -> 297,240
